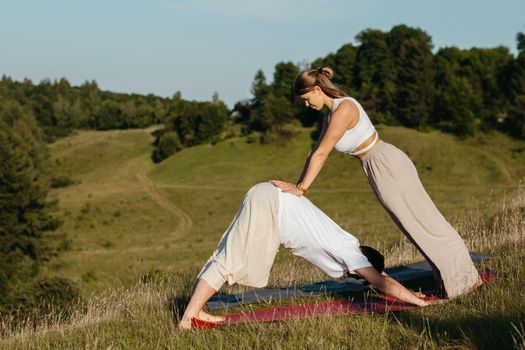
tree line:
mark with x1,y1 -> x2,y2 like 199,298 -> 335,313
2,25 -> 525,161
234,25 -> 525,141
0,76 -> 174,142
311,25 -> 525,138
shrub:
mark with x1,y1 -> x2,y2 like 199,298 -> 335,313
1,277 -> 83,328
152,131 -> 183,163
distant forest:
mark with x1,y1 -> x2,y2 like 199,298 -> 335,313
1,24 -> 525,326
2,25 -> 525,160
0,25 -> 525,150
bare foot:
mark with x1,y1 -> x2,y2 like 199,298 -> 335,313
178,317 -> 193,330
178,310 -> 224,330
463,277 -> 483,294
423,298 -> 446,306
198,310 -> 225,323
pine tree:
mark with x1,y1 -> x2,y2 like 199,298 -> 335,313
354,29 -> 396,121
394,37 -> 434,129
505,32 -> 525,138
271,62 -> 299,102
0,109 -> 59,301
251,70 -> 270,104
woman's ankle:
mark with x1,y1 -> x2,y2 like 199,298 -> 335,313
178,317 -> 193,330
180,310 -> 199,324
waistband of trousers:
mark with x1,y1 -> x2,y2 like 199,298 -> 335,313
359,139 -> 384,163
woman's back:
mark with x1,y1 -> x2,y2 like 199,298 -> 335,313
278,190 -> 372,277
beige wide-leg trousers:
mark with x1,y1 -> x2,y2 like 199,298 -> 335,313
360,140 -> 481,298
197,183 -> 281,291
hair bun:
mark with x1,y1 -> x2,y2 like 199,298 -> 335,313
319,67 -> 334,80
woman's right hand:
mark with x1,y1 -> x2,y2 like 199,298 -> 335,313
412,290 -> 426,298
270,180 -> 304,196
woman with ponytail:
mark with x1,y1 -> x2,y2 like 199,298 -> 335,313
271,67 -> 482,299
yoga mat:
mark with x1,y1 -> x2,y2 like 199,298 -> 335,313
207,252 -> 490,309
193,269 -> 496,329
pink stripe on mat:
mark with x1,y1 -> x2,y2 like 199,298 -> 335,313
191,269 -> 495,329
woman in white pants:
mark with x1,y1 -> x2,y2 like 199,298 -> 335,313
179,183 -> 440,330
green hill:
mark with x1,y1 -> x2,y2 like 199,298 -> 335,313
1,125 -> 524,349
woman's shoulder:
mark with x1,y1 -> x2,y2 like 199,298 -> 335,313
339,96 -> 360,105
332,96 -> 359,115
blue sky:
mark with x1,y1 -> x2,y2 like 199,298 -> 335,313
1,0 -> 524,107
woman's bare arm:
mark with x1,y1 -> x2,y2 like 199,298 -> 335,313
298,100 -> 358,189
271,100 -> 359,195
296,115 -> 329,184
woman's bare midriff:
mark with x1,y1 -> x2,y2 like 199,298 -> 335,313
354,132 -> 379,159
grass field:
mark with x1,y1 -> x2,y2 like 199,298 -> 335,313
3,125 -> 523,349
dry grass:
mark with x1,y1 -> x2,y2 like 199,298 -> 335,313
1,186 -> 523,349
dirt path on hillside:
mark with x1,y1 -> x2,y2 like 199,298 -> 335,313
482,152 -> 514,184
66,126 -> 194,256
136,172 -> 193,234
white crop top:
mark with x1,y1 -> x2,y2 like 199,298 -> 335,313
328,97 -> 378,155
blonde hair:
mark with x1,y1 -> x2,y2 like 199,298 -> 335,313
294,67 -> 347,98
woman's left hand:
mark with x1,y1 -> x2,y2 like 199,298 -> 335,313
270,180 -> 303,196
